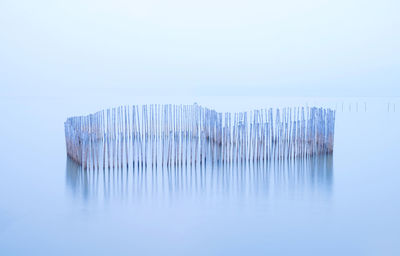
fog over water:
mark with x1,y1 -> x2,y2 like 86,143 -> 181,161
1,0 -> 400,254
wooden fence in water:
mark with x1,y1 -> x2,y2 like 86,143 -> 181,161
64,104 -> 335,169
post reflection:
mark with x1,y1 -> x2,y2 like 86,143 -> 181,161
66,156 -> 333,202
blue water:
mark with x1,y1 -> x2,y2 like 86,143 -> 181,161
0,97 -> 399,255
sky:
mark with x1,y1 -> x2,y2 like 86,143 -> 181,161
0,0 -> 399,100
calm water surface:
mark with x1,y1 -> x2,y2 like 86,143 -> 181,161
0,97 -> 399,255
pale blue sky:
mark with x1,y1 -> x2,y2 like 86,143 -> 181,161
1,0 -> 399,99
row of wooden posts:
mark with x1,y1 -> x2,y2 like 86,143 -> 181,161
64,104 -> 335,169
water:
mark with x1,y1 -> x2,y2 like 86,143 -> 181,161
0,97 -> 399,255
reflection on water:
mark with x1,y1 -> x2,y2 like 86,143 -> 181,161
66,156 -> 333,202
